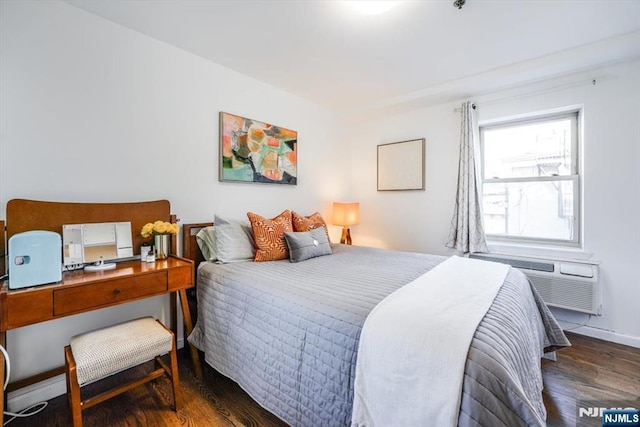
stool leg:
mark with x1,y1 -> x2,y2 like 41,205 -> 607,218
169,340 -> 181,411
65,346 -> 83,427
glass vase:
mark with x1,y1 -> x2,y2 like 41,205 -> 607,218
154,234 -> 171,260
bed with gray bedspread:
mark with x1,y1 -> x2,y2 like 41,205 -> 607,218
188,245 -> 570,426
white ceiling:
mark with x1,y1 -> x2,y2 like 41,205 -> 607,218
65,0 -> 640,113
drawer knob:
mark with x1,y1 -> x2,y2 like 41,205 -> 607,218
114,289 -> 121,295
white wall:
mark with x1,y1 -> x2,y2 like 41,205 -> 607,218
2,0 -> 638,412
345,104 -> 461,251
0,0 -> 348,408
345,60 -> 640,347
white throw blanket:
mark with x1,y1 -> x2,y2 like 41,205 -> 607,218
351,256 -> 509,427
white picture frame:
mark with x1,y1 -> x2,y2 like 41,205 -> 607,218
377,138 -> 425,191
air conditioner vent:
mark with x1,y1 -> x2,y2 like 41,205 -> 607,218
552,276 -> 594,312
527,275 -> 553,301
469,253 -> 554,272
468,253 -> 601,315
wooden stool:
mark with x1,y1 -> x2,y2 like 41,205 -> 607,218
64,317 -> 181,427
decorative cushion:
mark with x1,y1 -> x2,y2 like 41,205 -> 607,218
292,211 -> 331,243
247,210 -> 293,262
214,215 -> 255,263
70,317 -> 172,386
284,227 -> 332,263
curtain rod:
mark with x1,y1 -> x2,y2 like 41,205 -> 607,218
453,76 -> 603,113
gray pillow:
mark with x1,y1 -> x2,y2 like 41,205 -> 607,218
213,214 -> 255,263
284,227 -> 332,263
195,216 -> 256,263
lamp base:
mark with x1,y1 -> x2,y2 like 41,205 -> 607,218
340,227 -> 352,245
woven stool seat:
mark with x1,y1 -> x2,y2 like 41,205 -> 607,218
71,317 -> 172,385
65,317 -> 181,427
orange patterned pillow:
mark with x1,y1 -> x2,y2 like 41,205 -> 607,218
292,211 -> 331,243
247,210 -> 293,262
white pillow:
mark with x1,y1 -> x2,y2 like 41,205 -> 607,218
196,216 -> 255,263
195,226 -> 217,262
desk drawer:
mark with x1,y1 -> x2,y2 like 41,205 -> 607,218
4,291 -> 53,329
54,272 -> 167,316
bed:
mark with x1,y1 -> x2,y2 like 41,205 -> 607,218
184,227 -> 569,427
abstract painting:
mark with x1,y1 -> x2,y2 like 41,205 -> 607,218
219,112 -> 298,185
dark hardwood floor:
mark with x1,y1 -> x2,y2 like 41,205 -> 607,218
7,332 -> 639,426
543,333 -> 640,427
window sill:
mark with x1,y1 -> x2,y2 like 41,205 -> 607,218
486,241 -> 595,263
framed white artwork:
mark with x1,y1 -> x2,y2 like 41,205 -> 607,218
377,138 -> 425,191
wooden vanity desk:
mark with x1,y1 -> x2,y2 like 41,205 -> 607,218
0,199 -> 202,396
1,257 -> 192,329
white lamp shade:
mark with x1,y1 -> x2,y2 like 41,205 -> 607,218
332,202 -> 359,226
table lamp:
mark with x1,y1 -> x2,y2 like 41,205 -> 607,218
332,202 -> 359,245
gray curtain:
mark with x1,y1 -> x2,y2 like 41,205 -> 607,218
445,101 -> 488,254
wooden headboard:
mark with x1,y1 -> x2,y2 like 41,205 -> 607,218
0,220 -> 5,275
182,222 -> 213,273
6,199 -> 175,256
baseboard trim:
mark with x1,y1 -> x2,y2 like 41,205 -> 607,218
558,321 -> 640,348
6,374 -> 66,413
6,337 -> 186,413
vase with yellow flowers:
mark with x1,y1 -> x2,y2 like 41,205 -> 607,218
141,221 -> 179,260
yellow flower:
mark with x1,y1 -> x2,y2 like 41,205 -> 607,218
154,221 -> 168,234
141,222 -> 154,238
140,220 -> 179,237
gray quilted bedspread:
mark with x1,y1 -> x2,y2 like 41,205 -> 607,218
188,245 -> 570,427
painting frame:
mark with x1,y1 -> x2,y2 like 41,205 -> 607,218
377,138 -> 425,191
219,112 -> 298,185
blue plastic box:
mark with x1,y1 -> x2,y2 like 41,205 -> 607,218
8,230 -> 62,289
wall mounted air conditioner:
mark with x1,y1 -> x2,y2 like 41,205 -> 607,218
469,253 -> 601,315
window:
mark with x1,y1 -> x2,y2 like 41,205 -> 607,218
480,111 -> 580,246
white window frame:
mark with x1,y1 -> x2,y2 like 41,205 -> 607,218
479,110 -> 581,247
